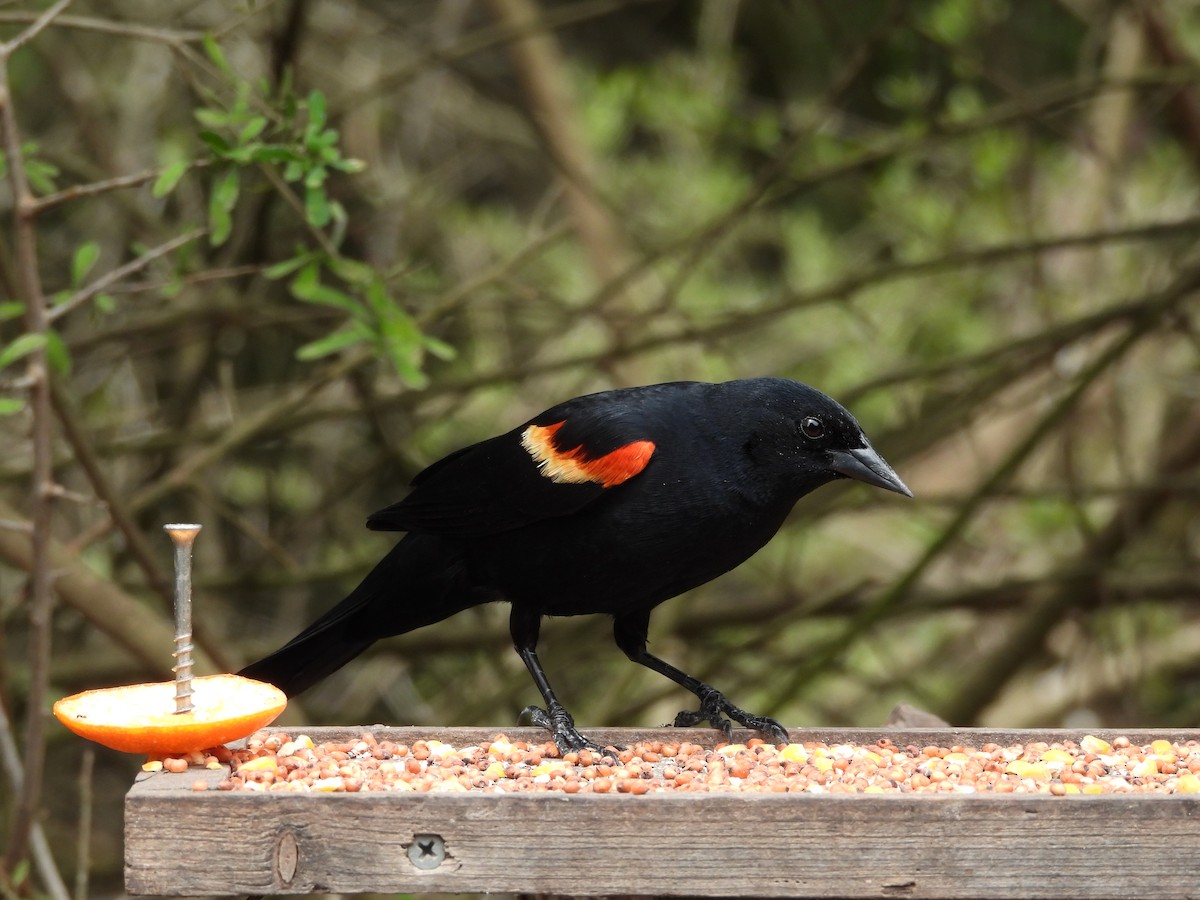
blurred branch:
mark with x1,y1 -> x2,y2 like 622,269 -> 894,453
762,261 -> 1200,715
342,0 -> 662,109
486,0 -> 630,286
0,495 -> 218,676
0,11 -> 200,44
68,346 -> 376,552
0,697 -> 70,900
0,0 -> 71,872
435,216 -> 1200,395
48,228 -> 207,322
34,161 -> 209,214
944,395 -> 1200,724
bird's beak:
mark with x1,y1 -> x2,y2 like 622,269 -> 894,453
829,446 -> 913,497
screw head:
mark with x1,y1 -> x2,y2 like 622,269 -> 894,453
407,833 -> 445,869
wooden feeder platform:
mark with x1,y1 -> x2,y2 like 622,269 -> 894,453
125,726 -> 1200,898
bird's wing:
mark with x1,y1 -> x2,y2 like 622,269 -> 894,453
366,401 -> 657,538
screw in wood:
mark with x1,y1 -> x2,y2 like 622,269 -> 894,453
407,834 -> 445,869
163,523 -> 202,714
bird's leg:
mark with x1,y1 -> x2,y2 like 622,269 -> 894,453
612,612 -> 790,745
510,605 -> 606,753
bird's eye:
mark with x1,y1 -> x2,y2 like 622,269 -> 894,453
800,417 -> 825,440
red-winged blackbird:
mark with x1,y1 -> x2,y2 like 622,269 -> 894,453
240,378 -> 911,749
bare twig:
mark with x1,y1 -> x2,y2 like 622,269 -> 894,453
761,262 -> 1200,714
0,2 -> 68,866
48,228 -> 207,322
0,0 -> 71,54
72,747 -> 93,900
0,11 -> 199,45
34,161 -> 209,214
0,697 -> 70,900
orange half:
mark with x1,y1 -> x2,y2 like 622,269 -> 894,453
54,674 -> 287,756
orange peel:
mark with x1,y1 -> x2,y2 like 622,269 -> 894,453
54,674 -> 286,756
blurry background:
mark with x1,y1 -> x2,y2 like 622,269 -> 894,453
1,0 -> 1198,895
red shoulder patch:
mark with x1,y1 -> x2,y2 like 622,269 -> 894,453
521,421 -> 655,488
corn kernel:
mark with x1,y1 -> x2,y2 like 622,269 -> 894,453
1080,735 -> 1112,755
1174,774 -> 1200,794
779,744 -> 808,763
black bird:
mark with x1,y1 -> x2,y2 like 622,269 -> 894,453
240,378 -> 911,749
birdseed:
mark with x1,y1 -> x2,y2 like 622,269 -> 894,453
158,731 -> 1200,795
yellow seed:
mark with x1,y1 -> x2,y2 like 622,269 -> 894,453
1005,761 -> 1049,780
863,785 -> 885,793
1082,784 -> 1105,795
943,752 -> 970,764
1147,739 -> 1176,763
1080,735 -> 1112,755
1040,749 -> 1074,765
205,760 -> 224,770
236,756 -> 280,773
531,761 -> 569,777
1062,784 -> 1081,795
716,744 -> 747,757
488,739 -> 513,757
141,760 -> 163,772
483,761 -> 507,780
293,735 -> 315,750
779,744 -> 808,763
811,756 -> 834,773
1132,759 -> 1159,777
311,776 -> 344,792
1174,774 -> 1200,794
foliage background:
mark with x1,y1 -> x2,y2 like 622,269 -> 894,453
1,0 -> 1198,895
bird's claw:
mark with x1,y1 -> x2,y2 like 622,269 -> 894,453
519,704 -> 609,753
672,688 -> 790,745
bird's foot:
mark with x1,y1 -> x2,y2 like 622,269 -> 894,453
672,687 -> 790,745
519,703 -> 609,753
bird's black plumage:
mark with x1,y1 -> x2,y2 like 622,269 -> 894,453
240,378 -> 911,749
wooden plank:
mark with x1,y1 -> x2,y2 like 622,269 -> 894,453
125,727 -> 1200,898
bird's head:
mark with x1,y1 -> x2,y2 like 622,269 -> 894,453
735,379 -> 912,499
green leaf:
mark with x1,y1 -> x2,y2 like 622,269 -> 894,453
152,160 -> 190,198
295,322 -> 369,361
332,157 -> 367,174
208,168 -> 240,246
0,397 -> 26,416
202,34 -> 232,76
304,165 -> 327,189
306,90 -> 327,132
424,334 -> 456,361
0,333 -> 47,370
304,186 -> 331,228
71,241 -> 100,287
0,302 -> 25,322
288,262 -> 359,313
194,108 -> 231,129
263,254 -> 313,280
198,130 -> 231,155
248,146 -> 301,165
44,330 -> 71,376
325,256 -> 374,285
25,158 -> 58,194
95,293 -> 117,314
239,116 -> 268,144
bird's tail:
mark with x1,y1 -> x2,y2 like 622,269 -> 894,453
239,533 -> 478,697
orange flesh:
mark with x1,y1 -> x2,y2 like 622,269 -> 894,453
54,674 -> 286,756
